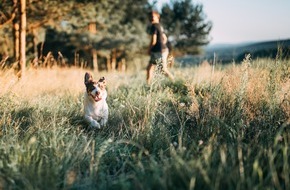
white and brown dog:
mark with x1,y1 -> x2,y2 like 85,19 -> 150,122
84,72 -> 108,129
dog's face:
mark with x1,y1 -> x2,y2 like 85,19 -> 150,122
84,72 -> 106,102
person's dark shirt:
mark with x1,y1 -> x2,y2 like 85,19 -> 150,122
149,23 -> 167,53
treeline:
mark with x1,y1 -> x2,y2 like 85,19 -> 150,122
0,0 -> 211,75
205,39 -> 290,64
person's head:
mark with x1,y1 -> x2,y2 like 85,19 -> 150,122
149,10 -> 160,23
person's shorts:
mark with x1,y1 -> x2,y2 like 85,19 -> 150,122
149,52 -> 162,65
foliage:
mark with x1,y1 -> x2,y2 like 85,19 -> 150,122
0,0 -> 214,69
161,0 -> 212,55
26,0 -> 74,28
0,57 -> 289,189
0,0 -> 16,60
0,0 -> 17,27
63,0 -> 151,52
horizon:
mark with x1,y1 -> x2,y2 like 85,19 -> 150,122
206,37 -> 290,47
151,0 -> 290,45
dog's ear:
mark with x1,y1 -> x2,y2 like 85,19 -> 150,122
98,77 -> 105,83
98,77 -> 106,89
84,72 -> 93,84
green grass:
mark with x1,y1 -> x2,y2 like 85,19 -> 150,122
0,58 -> 289,189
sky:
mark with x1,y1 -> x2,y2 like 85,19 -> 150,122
152,0 -> 290,44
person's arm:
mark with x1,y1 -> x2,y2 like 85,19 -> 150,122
148,33 -> 157,54
162,33 -> 167,44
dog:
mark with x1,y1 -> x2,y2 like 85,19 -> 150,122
83,72 -> 108,129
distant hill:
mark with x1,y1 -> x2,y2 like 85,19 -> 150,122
204,39 -> 290,63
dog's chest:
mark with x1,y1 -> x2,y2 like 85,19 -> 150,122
90,101 -> 107,114
84,93 -> 108,116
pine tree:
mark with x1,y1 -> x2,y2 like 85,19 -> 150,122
161,0 -> 212,55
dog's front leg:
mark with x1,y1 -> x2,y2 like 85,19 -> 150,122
99,117 -> 108,127
85,115 -> 101,129
99,107 -> 109,127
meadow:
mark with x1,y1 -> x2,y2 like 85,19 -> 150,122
0,56 -> 289,190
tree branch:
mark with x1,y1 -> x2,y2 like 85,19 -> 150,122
0,1 -> 18,29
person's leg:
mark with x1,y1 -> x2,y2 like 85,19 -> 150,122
162,49 -> 169,66
146,63 -> 155,84
162,66 -> 174,80
147,52 -> 161,84
161,49 -> 174,80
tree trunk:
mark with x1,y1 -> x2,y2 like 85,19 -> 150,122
92,49 -> 98,71
12,0 -> 19,62
106,55 -> 111,71
32,28 -> 38,67
88,22 -> 98,71
13,21 -> 20,61
88,22 -> 97,34
74,51 -> 79,67
111,49 -> 117,71
118,58 -> 126,72
19,0 -> 26,78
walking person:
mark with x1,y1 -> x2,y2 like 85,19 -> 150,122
146,11 -> 174,84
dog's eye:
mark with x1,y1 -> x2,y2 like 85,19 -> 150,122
87,86 -> 95,92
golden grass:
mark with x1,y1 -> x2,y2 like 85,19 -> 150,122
0,58 -> 289,189
1,60 -> 289,112
0,68 -> 83,97
0,67 -> 139,100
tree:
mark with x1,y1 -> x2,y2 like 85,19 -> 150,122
0,0 -> 18,64
0,0 -> 27,77
161,0 -> 212,55
0,0 -> 75,73
1,0 -> 151,71
0,0 -> 17,28
62,0 -> 150,71
18,0 -> 26,77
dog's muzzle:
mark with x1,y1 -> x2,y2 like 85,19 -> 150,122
90,91 -> 102,102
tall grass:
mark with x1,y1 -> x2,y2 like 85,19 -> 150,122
0,57 -> 289,189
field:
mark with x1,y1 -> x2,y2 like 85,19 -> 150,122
0,56 -> 290,190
